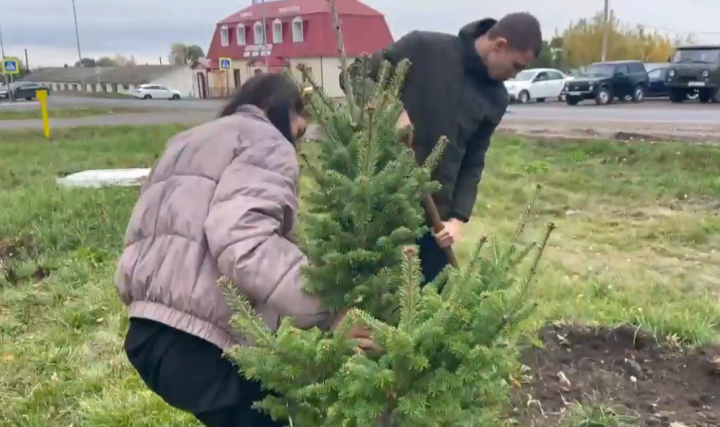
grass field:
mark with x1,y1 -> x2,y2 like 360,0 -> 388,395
0,107 -> 152,121
0,126 -> 719,426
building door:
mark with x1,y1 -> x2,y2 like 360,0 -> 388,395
233,69 -> 241,89
197,73 -> 208,99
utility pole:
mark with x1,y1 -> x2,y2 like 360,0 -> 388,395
0,21 -> 8,93
600,0 -> 610,62
71,0 -> 86,90
0,22 -> 6,58
260,0 -> 268,71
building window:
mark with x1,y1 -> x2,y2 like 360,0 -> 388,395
254,21 -> 265,45
292,17 -> 303,42
220,26 -> 229,46
236,24 -> 246,45
273,19 -> 283,43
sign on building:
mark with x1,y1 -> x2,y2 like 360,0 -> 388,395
219,58 -> 232,70
2,59 -> 19,75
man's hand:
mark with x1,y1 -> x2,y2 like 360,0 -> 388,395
396,110 -> 411,129
330,309 -> 382,354
434,218 -> 464,249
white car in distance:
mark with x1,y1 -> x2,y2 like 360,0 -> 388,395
504,68 -> 572,104
133,84 -> 182,100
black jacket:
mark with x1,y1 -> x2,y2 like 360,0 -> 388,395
342,19 -> 509,222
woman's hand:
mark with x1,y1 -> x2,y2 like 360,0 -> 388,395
331,309 -> 382,354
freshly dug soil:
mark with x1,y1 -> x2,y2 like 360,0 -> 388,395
0,236 -> 50,285
513,324 -> 720,427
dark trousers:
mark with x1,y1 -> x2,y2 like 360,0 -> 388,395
124,318 -> 283,427
417,231 -> 450,285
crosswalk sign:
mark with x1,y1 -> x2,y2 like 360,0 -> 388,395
2,59 -> 19,75
219,58 -> 232,70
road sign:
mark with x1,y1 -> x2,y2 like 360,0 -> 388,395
2,59 -> 19,75
219,58 -> 232,70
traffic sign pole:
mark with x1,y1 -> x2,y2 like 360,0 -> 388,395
219,58 -> 233,97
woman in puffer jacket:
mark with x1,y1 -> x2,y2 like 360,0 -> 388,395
115,73 -> 365,427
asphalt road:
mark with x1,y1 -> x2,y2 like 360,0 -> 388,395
0,94 -> 224,111
2,95 -> 720,131
507,101 -> 720,125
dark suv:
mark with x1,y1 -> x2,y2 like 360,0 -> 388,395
665,45 -> 720,103
565,60 -> 649,106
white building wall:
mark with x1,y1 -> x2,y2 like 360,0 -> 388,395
289,57 -> 349,98
117,84 -> 136,95
149,67 -> 196,98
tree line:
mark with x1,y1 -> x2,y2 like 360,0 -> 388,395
71,43 -> 205,68
529,10 -> 697,71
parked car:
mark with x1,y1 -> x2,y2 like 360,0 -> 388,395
647,67 -> 669,97
504,68 -> 571,103
0,82 -> 50,101
564,60 -> 649,106
133,84 -> 182,100
664,44 -> 720,103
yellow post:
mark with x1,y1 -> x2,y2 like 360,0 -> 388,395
37,90 -> 50,138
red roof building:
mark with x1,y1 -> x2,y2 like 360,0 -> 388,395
193,0 -> 393,99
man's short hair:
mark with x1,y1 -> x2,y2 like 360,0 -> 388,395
487,12 -> 543,57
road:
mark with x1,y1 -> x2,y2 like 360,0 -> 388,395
507,102 -> 720,125
0,95 -> 224,112
2,96 -> 720,142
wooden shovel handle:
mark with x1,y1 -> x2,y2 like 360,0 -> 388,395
401,130 -> 459,268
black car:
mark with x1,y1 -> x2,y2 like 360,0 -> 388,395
564,60 -> 649,106
1,82 -> 50,101
647,66 -> 669,97
665,45 -> 720,103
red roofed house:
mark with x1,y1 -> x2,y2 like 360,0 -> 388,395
193,0 -> 393,99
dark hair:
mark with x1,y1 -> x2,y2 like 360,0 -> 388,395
220,73 -> 304,144
487,12 -> 543,58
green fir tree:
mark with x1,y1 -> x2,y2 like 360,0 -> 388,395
223,58 -> 555,427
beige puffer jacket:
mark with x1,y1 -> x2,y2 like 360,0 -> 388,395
115,105 -> 332,350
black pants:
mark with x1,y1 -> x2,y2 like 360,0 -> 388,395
124,318 -> 283,427
417,231 -> 450,285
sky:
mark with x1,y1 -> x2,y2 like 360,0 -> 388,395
1,0 -> 720,68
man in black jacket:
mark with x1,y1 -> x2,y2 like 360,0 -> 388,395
342,13 -> 542,283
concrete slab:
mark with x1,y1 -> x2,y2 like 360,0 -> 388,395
56,168 -> 151,188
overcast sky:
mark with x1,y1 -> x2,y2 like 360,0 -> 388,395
1,0 -> 719,68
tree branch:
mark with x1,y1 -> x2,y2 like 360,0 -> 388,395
329,0 -> 354,108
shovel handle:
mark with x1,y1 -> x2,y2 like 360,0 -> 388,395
401,130 -> 459,268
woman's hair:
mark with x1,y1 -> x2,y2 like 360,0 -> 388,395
219,73 -> 305,144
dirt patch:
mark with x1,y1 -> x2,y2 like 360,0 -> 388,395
0,236 -> 51,285
513,324 -> 720,427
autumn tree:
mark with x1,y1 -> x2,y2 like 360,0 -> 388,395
112,54 -> 136,67
169,43 -> 205,65
75,58 -> 96,68
562,10 -> 675,69
96,57 -> 118,67
529,40 -> 553,69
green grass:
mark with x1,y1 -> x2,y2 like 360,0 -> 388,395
0,107 -> 153,121
0,126 -> 719,426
